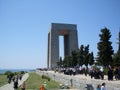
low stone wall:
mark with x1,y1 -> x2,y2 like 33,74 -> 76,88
36,70 -> 120,90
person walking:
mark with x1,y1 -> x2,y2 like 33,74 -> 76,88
21,81 -> 26,90
13,79 -> 18,90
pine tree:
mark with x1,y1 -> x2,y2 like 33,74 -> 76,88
78,45 -> 84,66
78,45 -> 94,66
71,50 -> 78,67
89,52 -> 94,65
117,32 -> 120,55
113,31 -> 120,66
63,56 -> 72,67
83,45 -> 90,66
97,27 -> 114,67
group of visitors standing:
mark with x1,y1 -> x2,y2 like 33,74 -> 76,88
107,66 -> 120,81
59,66 -> 120,81
13,76 -> 26,90
89,68 -> 104,80
13,75 -> 26,90
85,66 -> 120,81
7,73 -> 26,90
13,80 -> 26,90
8,74 -> 23,84
57,66 -> 120,90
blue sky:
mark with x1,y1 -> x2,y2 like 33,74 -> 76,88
0,0 -> 120,69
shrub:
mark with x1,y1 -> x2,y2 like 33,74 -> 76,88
4,71 -> 14,78
104,67 -> 108,75
41,75 -> 51,81
20,71 -> 25,74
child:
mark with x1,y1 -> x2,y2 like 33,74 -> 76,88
96,84 -> 101,90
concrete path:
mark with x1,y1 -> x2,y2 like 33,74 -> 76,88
0,73 -> 29,90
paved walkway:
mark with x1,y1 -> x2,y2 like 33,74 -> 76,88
0,73 -> 29,90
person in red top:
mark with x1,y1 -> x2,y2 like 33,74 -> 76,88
40,85 -> 44,90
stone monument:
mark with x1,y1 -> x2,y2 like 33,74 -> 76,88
47,23 -> 78,69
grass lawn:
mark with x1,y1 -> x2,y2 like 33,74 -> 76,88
24,72 -> 60,90
0,74 -> 8,87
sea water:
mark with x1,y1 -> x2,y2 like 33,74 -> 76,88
0,69 -> 34,74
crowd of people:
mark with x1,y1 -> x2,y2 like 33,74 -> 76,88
8,73 -> 23,83
54,66 -> 120,90
7,73 -> 26,90
58,66 -> 120,81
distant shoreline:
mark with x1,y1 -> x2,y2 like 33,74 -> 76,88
0,69 -> 35,74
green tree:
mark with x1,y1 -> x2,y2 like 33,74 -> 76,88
59,57 -> 63,67
78,45 -> 94,67
117,31 -> 120,54
113,53 -> 120,66
62,45 -> 94,67
83,45 -> 90,66
57,57 -> 63,68
88,52 -> 94,65
71,50 -> 78,67
78,45 -> 84,66
4,71 -> 14,78
97,27 -> 114,67
63,56 -> 72,67
113,31 -> 120,66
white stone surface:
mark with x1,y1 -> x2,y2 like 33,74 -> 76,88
36,70 -> 120,90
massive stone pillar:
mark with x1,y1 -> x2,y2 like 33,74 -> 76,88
47,23 -> 78,69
